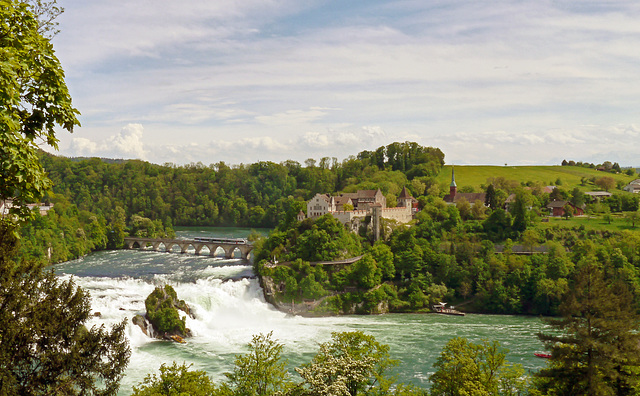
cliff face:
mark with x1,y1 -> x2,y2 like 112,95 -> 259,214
259,275 -> 390,317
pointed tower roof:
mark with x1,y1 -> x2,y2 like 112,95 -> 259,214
399,186 -> 412,199
450,165 -> 457,187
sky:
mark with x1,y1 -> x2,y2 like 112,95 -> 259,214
46,0 -> 640,167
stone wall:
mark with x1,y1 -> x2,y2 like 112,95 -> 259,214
381,206 -> 413,223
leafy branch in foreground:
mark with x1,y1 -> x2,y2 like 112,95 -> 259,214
1,0 -> 79,223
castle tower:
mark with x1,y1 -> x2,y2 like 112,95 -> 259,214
398,186 -> 413,208
449,166 -> 457,199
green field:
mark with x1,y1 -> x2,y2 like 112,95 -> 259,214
435,165 -> 635,192
535,214 -> 638,233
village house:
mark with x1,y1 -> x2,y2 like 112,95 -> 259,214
1,199 -> 53,218
546,200 -> 584,217
584,191 -> 612,201
624,179 -> 640,193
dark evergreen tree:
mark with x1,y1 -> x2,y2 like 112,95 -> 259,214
511,191 -> 528,234
482,209 -> 512,241
535,256 -> 640,395
0,224 -> 130,395
485,184 -> 497,208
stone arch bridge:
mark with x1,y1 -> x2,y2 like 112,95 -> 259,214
124,237 -> 253,260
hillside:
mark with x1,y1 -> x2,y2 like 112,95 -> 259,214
435,165 -> 635,191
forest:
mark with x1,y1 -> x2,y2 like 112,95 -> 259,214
18,142 -> 444,262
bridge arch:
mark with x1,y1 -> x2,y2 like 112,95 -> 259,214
123,237 -> 253,260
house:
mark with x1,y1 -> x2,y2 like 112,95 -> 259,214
624,179 -> 640,193
442,167 -> 486,205
547,200 -> 584,217
0,200 -> 53,218
584,191 -> 612,201
334,195 -> 353,211
27,202 -> 54,216
0,199 -> 10,218
338,189 -> 386,210
307,193 -> 333,218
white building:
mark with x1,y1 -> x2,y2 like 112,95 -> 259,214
624,179 -> 640,193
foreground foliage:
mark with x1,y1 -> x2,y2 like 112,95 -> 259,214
135,331 -> 430,396
218,332 -> 292,396
535,255 -> 640,395
131,362 -> 217,396
430,337 -> 527,396
294,331 -> 397,395
0,224 -> 131,395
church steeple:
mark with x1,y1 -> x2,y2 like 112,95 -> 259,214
449,165 -> 457,198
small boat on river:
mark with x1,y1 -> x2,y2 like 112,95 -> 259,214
534,352 -> 551,359
432,302 -> 465,316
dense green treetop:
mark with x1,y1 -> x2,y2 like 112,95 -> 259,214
36,141 -> 443,228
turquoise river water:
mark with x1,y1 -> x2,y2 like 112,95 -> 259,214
55,227 -> 550,394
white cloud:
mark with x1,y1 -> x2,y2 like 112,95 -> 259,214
69,137 -> 97,154
255,108 -> 330,126
67,123 -> 147,160
51,1 -> 640,167
300,132 -> 331,148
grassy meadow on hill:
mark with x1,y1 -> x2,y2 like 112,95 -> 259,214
435,165 -> 636,191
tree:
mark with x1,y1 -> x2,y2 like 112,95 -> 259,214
570,187 -> 585,207
511,191 -> 530,234
370,243 -> 395,281
471,200 -> 487,220
562,203 -> 575,220
456,197 -> 471,220
482,209 -> 512,241
535,257 -> 640,395
349,254 -> 382,289
485,184 -> 497,208
595,176 -> 616,192
0,225 -> 130,395
1,0 -> 80,222
295,331 -> 397,395
625,210 -> 640,229
521,229 -> 540,254
429,337 -> 527,396
132,362 -> 217,396
221,332 -> 293,396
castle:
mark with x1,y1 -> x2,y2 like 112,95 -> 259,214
305,187 -> 417,228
